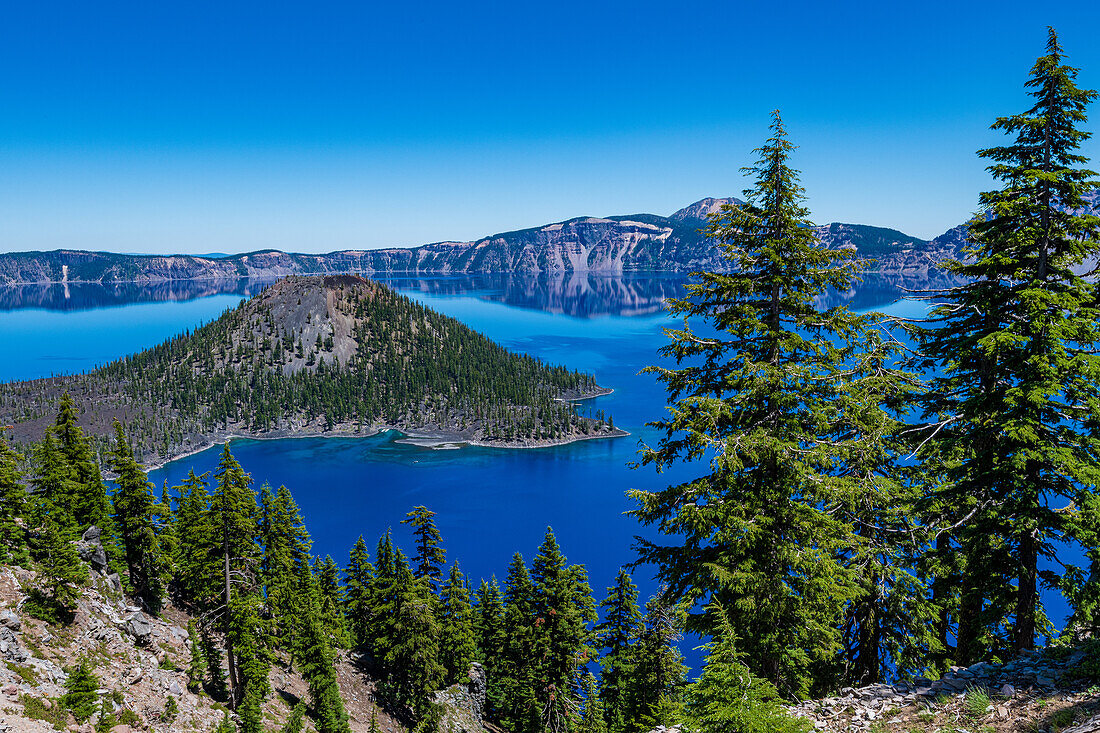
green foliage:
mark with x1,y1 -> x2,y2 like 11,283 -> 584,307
578,672 -> 608,733
187,620 -> 206,693
378,549 -> 445,722
685,607 -> 809,733
162,695 -> 179,724
174,469 -> 219,608
20,694 -> 69,730
214,711 -> 237,733
0,431 -> 28,566
226,593 -> 271,733
630,111 -> 866,697
402,506 -> 446,583
344,535 -> 376,651
94,696 -> 114,733
439,562 -> 478,683
292,564 -> 352,733
62,659 -> 100,722
314,554 -> 350,648
280,702 -> 306,733
623,594 -> 688,731
109,420 -> 167,614
26,500 -> 87,621
965,686 -> 991,718
912,27 -> 1100,659
474,576 -> 506,677
597,568 -> 643,732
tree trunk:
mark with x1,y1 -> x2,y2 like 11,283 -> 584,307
1016,526 -> 1038,652
930,533 -> 954,663
224,544 -> 239,707
955,562 -> 984,665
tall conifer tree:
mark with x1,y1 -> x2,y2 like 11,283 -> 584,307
109,421 -> 166,614
913,28 -> 1100,656
629,111 -> 864,696
439,563 -> 478,683
0,432 -> 28,566
401,506 -> 446,584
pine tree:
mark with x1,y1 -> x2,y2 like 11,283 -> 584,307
30,429 -> 76,526
153,479 -> 178,572
315,555 -> 350,648
578,672 -> 608,733
187,620 -> 207,693
623,594 -> 688,732
53,394 -> 110,530
629,111 -> 862,696
828,329 -> 942,682
345,535 -> 376,651
62,659 -> 100,722
201,623 -> 229,701
27,500 -> 88,619
227,594 -> 271,733
174,469 -> 219,608
293,564 -> 352,733
596,569 -> 643,732
530,528 -> 597,733
280,703 -> 306,733
496,553 -> 539,733
366,530 -> 399,662
439,563 -> 478,683
377,547 -> 444,721
0,432 -> 28,566
474,576 -> 506,676
686,606 -> 808,733
259,484 -> 312,597
110,421 -> 166,614
401,506 -> 446,584
912,28 -> 1100,658
210,444 -> 261,706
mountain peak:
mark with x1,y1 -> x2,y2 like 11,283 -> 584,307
669,197 -> 744,223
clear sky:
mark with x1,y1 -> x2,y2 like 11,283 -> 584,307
1,1 -> 1098,254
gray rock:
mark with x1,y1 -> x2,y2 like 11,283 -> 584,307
122,612 -> 153,646
81,525 -> 101,542
1000,683 -> 1016,697
75,540 -> 109,572
0,626 -> 27,662
0,609 -> 20,631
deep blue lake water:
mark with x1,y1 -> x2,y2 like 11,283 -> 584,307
4,272 -> 1064,672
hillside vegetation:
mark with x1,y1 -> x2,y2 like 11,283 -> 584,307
0,275 -> 617,465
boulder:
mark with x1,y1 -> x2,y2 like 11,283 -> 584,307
0,608 -> 20,631
75,525 -> 109,572
121,612 -> 153,646
0,625 -> 28,662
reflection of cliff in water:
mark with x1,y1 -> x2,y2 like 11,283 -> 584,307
817,271 -> 968,312
0,278 -> 275,312
378,273 -> 690,318
0,269 -> 967,317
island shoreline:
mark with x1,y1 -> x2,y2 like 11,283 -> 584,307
141,422 -> 631,473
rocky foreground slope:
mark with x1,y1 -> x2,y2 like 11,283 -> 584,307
0,196 -> 1023,284
0,275 -> 620,467
0,531 -> 484,733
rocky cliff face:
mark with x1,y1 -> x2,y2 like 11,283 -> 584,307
3,192 -> 1095,284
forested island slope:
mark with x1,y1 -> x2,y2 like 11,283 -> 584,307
0,275 -> 619,465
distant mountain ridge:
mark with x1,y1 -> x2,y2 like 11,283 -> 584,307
1,193 -> 1095,284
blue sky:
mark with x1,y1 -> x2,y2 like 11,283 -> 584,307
0,1 -> 1098,254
